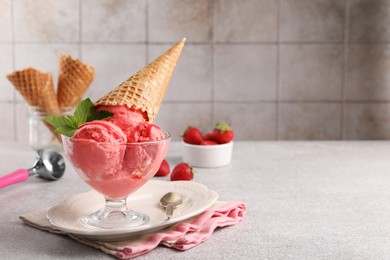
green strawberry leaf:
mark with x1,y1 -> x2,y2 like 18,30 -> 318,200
215,122 -> 232,132
44,98 -> 114,137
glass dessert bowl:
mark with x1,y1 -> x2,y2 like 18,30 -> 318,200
62,131 -> 171,229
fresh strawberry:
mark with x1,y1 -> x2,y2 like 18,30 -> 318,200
155,159 -> 170,176
170,163 -> 194,181
182,127 -> 203,145
203,132 -> 214,141
212,122 -> 234,144
200,140 -> 218,145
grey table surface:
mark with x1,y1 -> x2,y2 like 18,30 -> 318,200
1,141 -> 390,260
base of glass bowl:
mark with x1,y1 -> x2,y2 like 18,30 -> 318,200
80,198 -> 150,229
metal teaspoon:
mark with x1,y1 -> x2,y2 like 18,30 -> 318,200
160,192 -> 183,220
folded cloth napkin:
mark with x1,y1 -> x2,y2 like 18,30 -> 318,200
20,200 -> 247,259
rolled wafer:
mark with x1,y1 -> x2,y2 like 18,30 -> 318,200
7,67 -> 59,114
7,67 -> 61,141
57,53 -> 95,108
94,37 -> 186,122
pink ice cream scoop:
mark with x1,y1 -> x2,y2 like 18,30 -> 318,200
97,105 -> 164,142
68,120 -> 127,181
128,122 -> 165,142
97,105 -> 146,140
102,106 -> 166,178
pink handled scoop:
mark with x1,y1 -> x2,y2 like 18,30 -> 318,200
0,149 -> 65,189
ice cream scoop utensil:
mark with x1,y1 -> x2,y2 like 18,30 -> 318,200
160,192 -> 183,220
0,149 -> 65,189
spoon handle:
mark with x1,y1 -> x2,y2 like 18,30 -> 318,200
165,204 -> 174,220
0,169 -> 29,189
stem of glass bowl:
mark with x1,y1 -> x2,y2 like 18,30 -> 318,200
80,196 -> 150,229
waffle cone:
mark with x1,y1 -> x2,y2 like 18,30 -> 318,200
7,67 -> 61,141
7,68 -> 59,114
57,53 -> 95,108
94,38 -> 186,122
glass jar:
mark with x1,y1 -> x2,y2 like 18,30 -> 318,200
29,106 -> 73,151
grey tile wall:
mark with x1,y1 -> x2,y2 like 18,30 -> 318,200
346,45 -> 390,100
215,0 -> 278,42
82,44 -> 146,101
0,44 -> 13,101
154,103 -> 213,138
344,103 -> 390,139
149,0 -> 211,42
279,103 -> 342,140
214,102 -> 277,140
1,0 -> 390,143
14,0 -> 80,42
349,0 -> 390,42
150,44 -> 212,102
82,0 -> 146,42
281,0 -> 345,42
214,45 -> 277,101
0,0 -> 12,42
280,45 -> 343,100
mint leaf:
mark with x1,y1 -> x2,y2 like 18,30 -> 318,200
45,115 -> 78,130
87,109 -> 113,122
45,98 -> 114,137
55,125 -> 77,137
73,98 -> 94,127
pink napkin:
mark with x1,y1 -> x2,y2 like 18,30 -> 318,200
20,201 -> 247,259
114,201 -> 246,259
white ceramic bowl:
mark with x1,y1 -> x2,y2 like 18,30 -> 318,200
181,141 -> 233,168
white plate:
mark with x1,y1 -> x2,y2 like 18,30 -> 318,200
47,180 -> 218,241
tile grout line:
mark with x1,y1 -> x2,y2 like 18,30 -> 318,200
13,99 -> 390,104
9,41 -> 389,46
275,0 -> 282,140
209,0 -> 215,124
4,41 -> 390,45
9,98 -> 390,108
11,0 -> 17,142
79,0 -> 82,59
145,0 -> 149,63
3,41 -> 348,45
341,0 -> 350,140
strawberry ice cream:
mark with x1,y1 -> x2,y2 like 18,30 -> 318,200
130,122 -> 165,142
73,120 -> 127,143
66,106 -> 168,199
68,120 -> 126,180
97,105 -> 164,142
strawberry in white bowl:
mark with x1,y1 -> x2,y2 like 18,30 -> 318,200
181,123 -> 234,168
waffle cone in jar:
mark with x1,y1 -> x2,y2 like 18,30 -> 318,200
6,67 -> 59,114
94,37 -> 186,122
6,67 -> 61,141
57,53 -> 95,108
